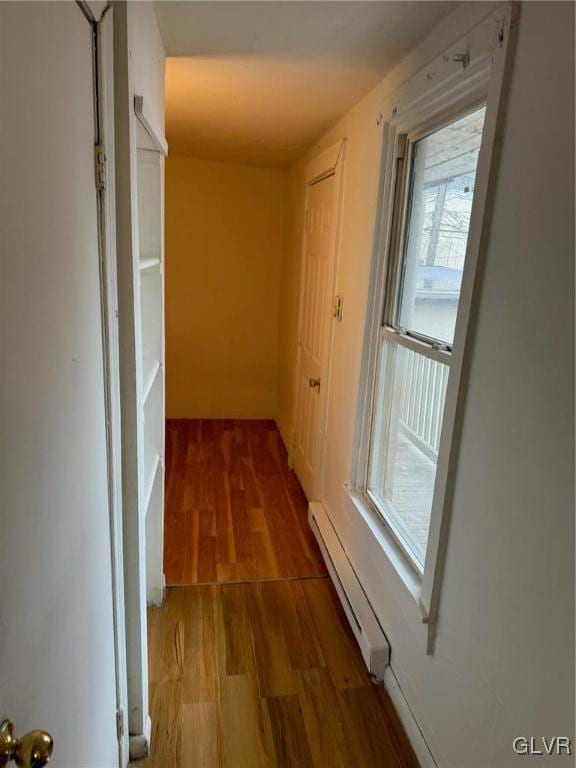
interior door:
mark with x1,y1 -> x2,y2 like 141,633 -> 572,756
293,173 -> 338,499
0,3 -> 121,766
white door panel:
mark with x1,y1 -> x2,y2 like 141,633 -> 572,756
293,174 -> 337,499
0,4 -> 119,766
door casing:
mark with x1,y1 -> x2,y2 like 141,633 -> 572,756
291,140 -> 346,502
93,5 -> 131,765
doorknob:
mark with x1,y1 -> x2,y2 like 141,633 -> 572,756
0,720 -> 53,768
309,377 -> 321,389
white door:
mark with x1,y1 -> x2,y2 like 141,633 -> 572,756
0,3 -> 121,767
293,172 -> 339,499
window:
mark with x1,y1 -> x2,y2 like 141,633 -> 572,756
366,106 -> 486,571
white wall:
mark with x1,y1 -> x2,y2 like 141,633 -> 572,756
279,3 -> 574,766
130,2 -> 165,141
0,3 -> 118,766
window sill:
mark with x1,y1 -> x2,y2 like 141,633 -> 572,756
345,487 -> 424,610
365,488 -> 426,576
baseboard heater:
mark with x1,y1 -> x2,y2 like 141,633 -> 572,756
308,501 -> 390,682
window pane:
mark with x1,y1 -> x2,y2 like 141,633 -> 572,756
398,107 -> 486,345
368,340 -> 449,568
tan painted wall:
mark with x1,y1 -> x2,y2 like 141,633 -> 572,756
165,155 -> 285,418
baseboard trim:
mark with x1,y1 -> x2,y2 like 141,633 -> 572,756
309,500 -> 437,767
129,715 -> 151,760
384,668 -> 437,768
309,501 -> 390,681
147,572 -> 166,608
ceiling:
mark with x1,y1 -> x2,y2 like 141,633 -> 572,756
155,1 -> 457,168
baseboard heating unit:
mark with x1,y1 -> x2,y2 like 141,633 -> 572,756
308,501 -> 390,682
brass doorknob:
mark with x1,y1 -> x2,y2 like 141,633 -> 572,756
0,720 -> 53,768
309,377 -> 321,389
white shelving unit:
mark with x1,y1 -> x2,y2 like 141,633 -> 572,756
135,97 -> 167,606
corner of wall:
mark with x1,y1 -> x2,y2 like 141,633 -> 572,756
275,159 -> 306,446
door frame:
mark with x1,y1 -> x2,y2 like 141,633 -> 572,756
96,9 -> 131,766
290,140 -> 346,502
112,2 -> 153,759
111,3 -> 169,759
77,2 -> 130,765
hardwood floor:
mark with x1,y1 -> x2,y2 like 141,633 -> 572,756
164,419 -> 327,584
142,579 -> 419,768
154,419 -> 419,767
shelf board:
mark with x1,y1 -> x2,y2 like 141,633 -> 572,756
140,257 -> 161,272
142,359 -> 160,405
144,452 -> 161,517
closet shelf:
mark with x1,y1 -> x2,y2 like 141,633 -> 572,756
142,359 -> 161,404
144,453 -> 161,517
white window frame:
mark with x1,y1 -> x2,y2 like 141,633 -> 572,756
366,102 -> 486,571
351,3 -> 517,653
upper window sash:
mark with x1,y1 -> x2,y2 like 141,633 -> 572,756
382,133 -> 409,330
384,103 -> 487,350
381,131 -> 455,360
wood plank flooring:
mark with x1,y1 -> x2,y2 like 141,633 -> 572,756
142,579 -> 419,768
154,419 -> 418,767
164,419 -> 327,584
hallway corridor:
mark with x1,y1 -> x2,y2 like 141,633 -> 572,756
144,419 -> 419,766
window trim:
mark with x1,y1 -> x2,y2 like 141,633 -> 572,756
351,3 -> 517,654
